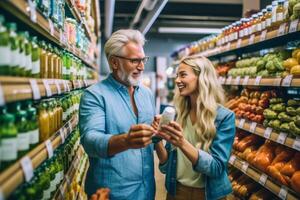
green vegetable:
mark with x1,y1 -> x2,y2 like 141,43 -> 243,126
287,99 -> 300,106
272,103 -> 286,112
273,58 -> 285,71
286,107 -> 297,116
263,109 -> 278,119
296,107 -> 300,115
290,121 -> 300,136
280,123 -> 290,133
278,112 -> 293,122
270,98 -> 284,104
266,61 -> 277,72
269,119 -> 281,131
296,115 -> 300,127
263,119 -> 270,127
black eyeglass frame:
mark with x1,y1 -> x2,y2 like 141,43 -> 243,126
113,55 -> 149,66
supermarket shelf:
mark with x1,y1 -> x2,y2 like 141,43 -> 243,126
228,155 -> 299,200
93,0 -> 101,38
65,0 -> 96,42
0,76 -> 97,104
220,76 -> 300,87
75,159 -> 89,200
235,118 -> 300,152
53,145 -> 84,200
173,20 -> 300,60
0,114 -> 79,198
0,0 -> 98,70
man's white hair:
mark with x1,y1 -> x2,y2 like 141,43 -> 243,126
104,29 -> 145,70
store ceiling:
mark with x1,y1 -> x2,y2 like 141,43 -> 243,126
99,0 -> 243,38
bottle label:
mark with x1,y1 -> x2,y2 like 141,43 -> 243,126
262,21 -> 266,30
266,18 -> 272,27
257,23 -> 262,31
10,49 -> 19,67
32,60 -> 40,74
244,28 -> 248,36
239,30 -> 244,38
18,132 -> 30,151
272,9 -> 277,23
1,138 -> 17,161
0,46 -> 10,66
25,55 -> 32,71
29,129 -> 39,145
277,12 -> 283,22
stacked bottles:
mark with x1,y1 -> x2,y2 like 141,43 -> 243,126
0,15 -> 90,79
8,129 -> 81,200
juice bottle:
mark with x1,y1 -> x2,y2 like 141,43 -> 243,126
261,9 -> 267,30
0,15 -> 10,75
31,36 -> 41,78
23,31 -> 32,77
16,109 -> 30,157
7,23 -> 19,76
47,100 -> 55,136
266,5 -> 273,28
18,32 -> 27,77
276,0 -> 285,26
271,1 -> 278,26
39,41 -> 48,78
257,12 -> 263,32
39,102 -> 50,142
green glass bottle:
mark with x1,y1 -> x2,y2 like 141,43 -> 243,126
0,15 -> 10,75
23,31 -> 32,77
16,109 -> 30,157
31,36 -> 41,78
7,23 -> 19,76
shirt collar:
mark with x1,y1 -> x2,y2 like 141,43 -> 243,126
107,73 -> 140,91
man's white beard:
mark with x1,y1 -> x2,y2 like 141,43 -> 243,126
117,66 -> 142,86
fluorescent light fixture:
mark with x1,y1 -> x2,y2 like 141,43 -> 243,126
158,27 -> 222,34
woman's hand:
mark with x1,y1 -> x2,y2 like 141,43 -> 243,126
157,121 -> 186,148
151,115 -> 161,130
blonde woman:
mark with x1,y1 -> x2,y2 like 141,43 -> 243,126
153,55 -> 235,200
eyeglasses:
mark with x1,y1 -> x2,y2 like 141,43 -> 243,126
113,55 -> 149,66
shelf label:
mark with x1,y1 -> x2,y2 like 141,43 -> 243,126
241,161 -> 249,173
236,39 -> 242,48
292,136 -> 300,151
242,76 -> 249,85
28,0 -> 37,23
226,76 -> 232,84
0,84 -> 5,106
48,19 -> 54,36
259,173 -> 268,186
289,19 -> 299,33
260,30 -> 267,42
248,34 -> 255,45
238,118 -> 245,128
249,122 -> 257,133
255,76 -> 262,85
278,186 -> 288,200
29,79 -> 41,100
264,127 -> 273,139
45,139 -> 53,158
273,78 -> 282,86
234,76 -> 241,85
229,155 -> 236,165
55,80 -> 61,94
281,75 -> 293,87
43,79 -> 52,97
20,156 -> 34,182
59,129 -> 65,144
278,23 -> 287,36
277,132 -> 288,144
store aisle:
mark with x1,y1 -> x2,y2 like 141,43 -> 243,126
155,153 -> 167,200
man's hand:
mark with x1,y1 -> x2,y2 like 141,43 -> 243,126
90,188 -> 110,200
151,115 -> 161,130
126,124 -> 155,149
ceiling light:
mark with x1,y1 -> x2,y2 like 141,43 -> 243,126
158,27 -> 222,34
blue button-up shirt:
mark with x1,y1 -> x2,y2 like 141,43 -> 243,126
79,74 -> 156,200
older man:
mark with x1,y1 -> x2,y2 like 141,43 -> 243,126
79,29 -> 156,200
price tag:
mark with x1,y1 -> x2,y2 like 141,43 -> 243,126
226,76 -> 232,84
292,136 -> 300,151
289,19 -> 299,33
226,43 -> 230,51
55,80 -> 61,94
255,76 -> 262,85
42,79 -> 52,97
277,132 -> 288,144
0,84 -> 5,106
241,161 -> 249,173
281,75 -> 293,87
229,155 -> 236,165
238,118 -> 245,128
248,34 -> 255,45
48,19 -> 54,36
259,173 -> 268,186
277,23 -> 287,36
234,76 -> 241,85
27,0 -> 37,23
59,129 -> 65,144
260,30 -> 267,42
278,186 -> 288,200
20,156 -> 34,182
264,127 -> 273,139
29,79 -> 41,100
59,29 -> 63,44
236,39 -> 242,48
45,139 -> 53,158
249,122 -> 257,133
242,76 -> 250,85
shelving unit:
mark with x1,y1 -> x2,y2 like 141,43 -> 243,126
228,155 -> 299,200
235,118 -> 300,151
0,114 -> 78,198
219,77 -> 300,87
0,0 -> 98,70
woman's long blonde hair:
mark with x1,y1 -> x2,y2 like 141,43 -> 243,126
174,55 -> 225,151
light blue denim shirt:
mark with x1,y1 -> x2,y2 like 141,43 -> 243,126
159,106 -> 235,200
79,74 -> 156,200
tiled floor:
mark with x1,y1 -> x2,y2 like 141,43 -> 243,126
154,154 -> 167,200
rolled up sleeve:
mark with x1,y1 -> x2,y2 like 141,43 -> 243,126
193,112 -> 235,177
79,89 -> 113,158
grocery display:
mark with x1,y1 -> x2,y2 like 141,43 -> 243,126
0,0 -> 99,199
